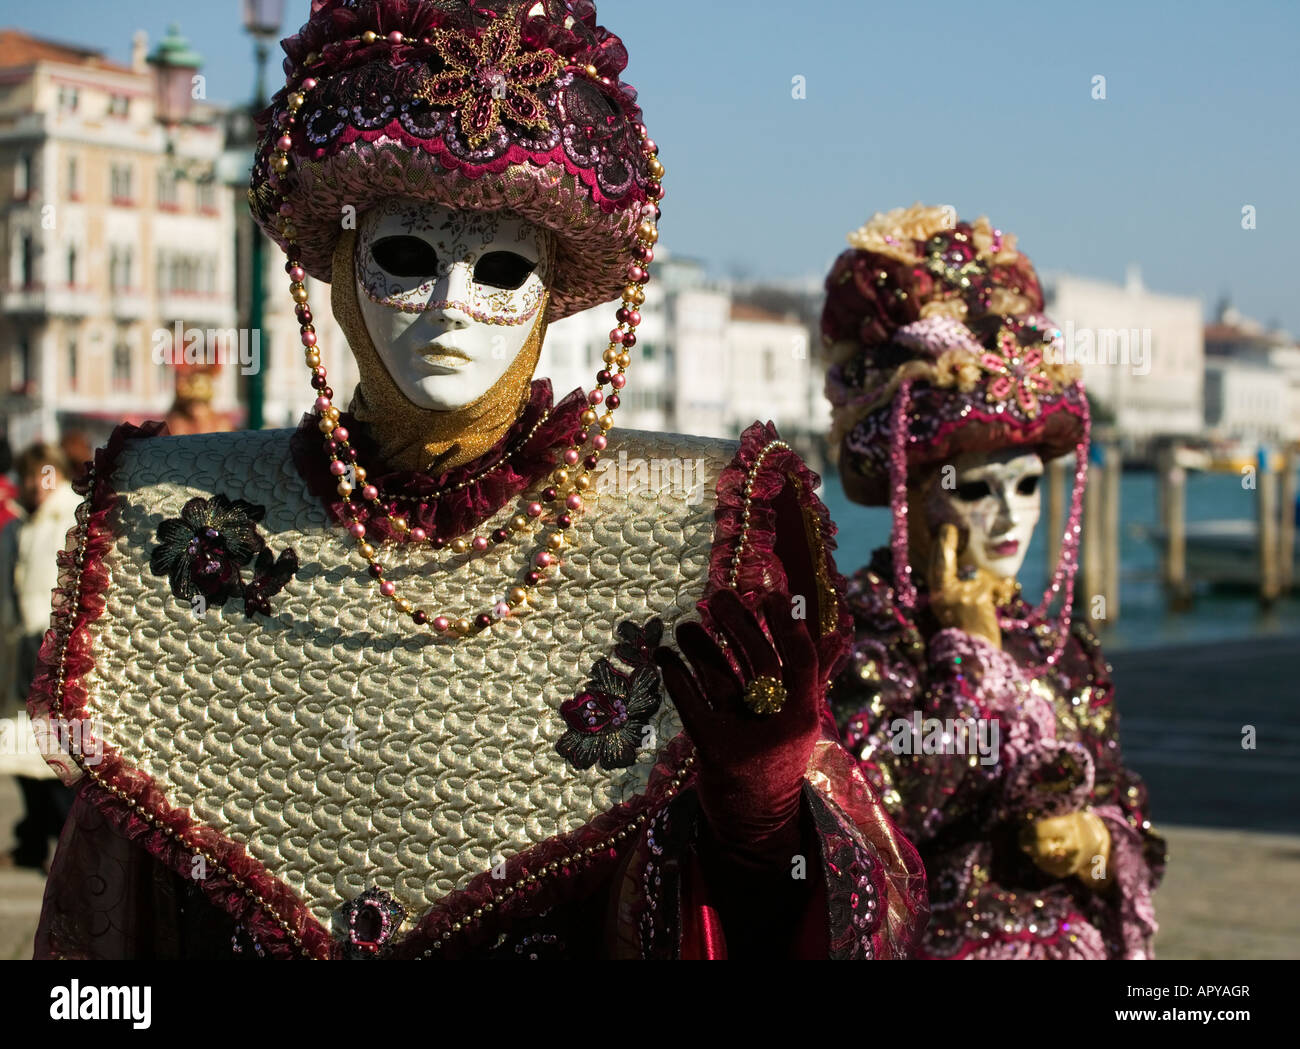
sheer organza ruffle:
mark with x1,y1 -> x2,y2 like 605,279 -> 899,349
708,419 -> 855,679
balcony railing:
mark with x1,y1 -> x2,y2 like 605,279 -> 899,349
0,283 -> 100,316
110,289 -> 149,321
157,290 -> 236,327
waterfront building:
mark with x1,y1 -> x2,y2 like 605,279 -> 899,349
724,301 -> 813,437
1203,304 -> 1300,446
541,254 -> 818,441
0,28 -> 237,449
217,107 -> 358,431
1044,267 -> 1204,456
541,254 -> 723,435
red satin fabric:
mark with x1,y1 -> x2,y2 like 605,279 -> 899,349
678,850 -> 727,960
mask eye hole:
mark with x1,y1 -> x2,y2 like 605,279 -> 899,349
474,251 -> 536,291
1017,475 -> 1041,496
954,480 -> 991,502
370,236 -> 439,278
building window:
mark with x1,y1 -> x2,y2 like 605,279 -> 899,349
112,338 -> 132,391
66,244 -> 77,287
14,153 -> 33,198
157,168 -> 179,209
66,155 -> 79,198
107,94 -> 130,118
19,233 -> 35,288
14,333 -> 33,392
67,338 -> 78,391
57,85 -> 80,112
110,163 -> 134,204
157,251 -> 216,296
109,247 -> 136,292
196,179 -> 217,213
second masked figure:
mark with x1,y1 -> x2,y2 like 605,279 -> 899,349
822,205 -> 1165,959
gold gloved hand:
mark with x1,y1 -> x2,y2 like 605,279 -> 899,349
1019,810 -> 1113,889
927,523 -> 1004,648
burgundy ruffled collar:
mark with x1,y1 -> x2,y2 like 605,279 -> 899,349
290,379 -> 588,543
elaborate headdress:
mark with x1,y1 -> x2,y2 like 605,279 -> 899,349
822,204 -> 1089,662
249,0 -> 661,317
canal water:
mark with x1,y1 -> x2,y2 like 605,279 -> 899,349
819,468 -> 1300,652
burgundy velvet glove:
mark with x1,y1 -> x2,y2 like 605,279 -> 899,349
654,589 -> 834,871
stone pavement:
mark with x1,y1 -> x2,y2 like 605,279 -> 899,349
1152,825 -> 1300,959
1,774 -> 1297,959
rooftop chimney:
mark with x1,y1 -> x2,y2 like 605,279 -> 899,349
131,30 -> 148,73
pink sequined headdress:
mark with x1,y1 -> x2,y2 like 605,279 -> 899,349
248,0 -> 661,318
822,205 -> 1090,660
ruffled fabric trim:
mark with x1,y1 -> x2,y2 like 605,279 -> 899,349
1094,803 -> 1160,959
707,420 -> 855,677
922,909 -> 1107,960
290,378 -> 588,543
801,756 -> 922,958
29,421 -> 168,731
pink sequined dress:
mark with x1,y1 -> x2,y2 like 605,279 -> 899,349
830,548 -> 1166,959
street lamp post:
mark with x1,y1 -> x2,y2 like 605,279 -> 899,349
242,0 -> 285,431
148,24 -> 203,133
148,25 -> 210,186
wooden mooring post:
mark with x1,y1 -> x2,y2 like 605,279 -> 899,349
1080,440 -> 1121,625
1279,448 -> 1296,593
1158,442 -> 1192,610
1103,443 -> 1122,622
1258,445 -> 1281,606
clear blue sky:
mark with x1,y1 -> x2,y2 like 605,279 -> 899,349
8,0 -> 1298,332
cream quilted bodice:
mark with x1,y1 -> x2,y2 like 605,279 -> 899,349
81,425 -> 735,931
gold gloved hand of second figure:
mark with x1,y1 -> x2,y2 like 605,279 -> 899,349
926,522 -> 1012,649
1019,810 -> 1113,890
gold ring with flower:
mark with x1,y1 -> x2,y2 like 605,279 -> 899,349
743,675 -> 786,715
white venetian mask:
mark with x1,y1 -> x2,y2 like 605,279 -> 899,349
929,448 -> 1044,580
355,198 -> 555,411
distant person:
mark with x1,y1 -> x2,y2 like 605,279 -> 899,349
0,442 -> 82,870
59,430 -> 94,486
0,436 -> 20,531
164,362 -> 232,436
